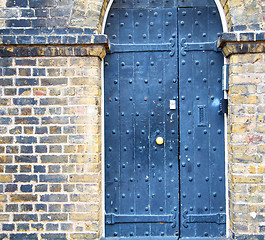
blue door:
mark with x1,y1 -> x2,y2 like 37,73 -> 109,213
104,0 -> 225,238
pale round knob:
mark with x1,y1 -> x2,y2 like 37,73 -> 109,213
156,137 -> 164,145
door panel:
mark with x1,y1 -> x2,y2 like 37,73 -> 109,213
104,5 -> 179,238
178,6 -> 225,238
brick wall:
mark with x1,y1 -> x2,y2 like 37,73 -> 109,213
228,52 -> 265,238
220,0 -> 264,31
0,54 -> 104,239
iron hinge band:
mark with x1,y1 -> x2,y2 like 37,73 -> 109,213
109,38 -> 176,56
180,38 -> 221,56
106,212 -> 177,228
183,210 -> 226,228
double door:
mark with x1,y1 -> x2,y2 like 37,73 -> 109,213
104,0 -> 225,238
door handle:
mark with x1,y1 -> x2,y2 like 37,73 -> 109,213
156,137 -> 164,145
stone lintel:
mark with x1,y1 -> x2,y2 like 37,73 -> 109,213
0,33 -> 110,59
218,32 -> 265,57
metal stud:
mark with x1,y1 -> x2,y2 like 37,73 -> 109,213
165,22 -> 169,26
136,62 -> 140,66
157,34 -> 162,38
205,177 -> 209,181
188,33 -> 191,38
121,62 -> 125,66
217,129 -> 222,134
173,78 -> 176,83
121,112 -> 124,116
182,162 -> 186,167
130,178 -> 133,182
204,232 -> 208,237
182,193 -> 186,198
182,60 -> 185,65
137,164 -> 141,168
130,207 -> 134,212
180,21 -> 184,25
213,192 -> 217,197
135,22 -> 139,27
130,232 -> 134,236
188,111 -> 191,115
188,78 -> 191,83
114,80 -> 118,84
161,232 -> 164,236
152,164 -> 155,168
197,11 -> 201,15
143,34 -> 147,38
190,207 -> 193,211
120,23 -> 124,27
107,194 -> 110,198
122,194 -> 125,198
169,146 -> 173,151
211,95 -> 214,100
197,146 -> 201,151
195,60 -> 199,65
139,13 -> 143,17
114,232 -> 117,236
168,12 -> 172,16
128,34 -> 132,39
204,130 -> 207,134
145,232 -> 149,236
203,33 -> 207,37
106,112 -> 109,116
137,194 -> 140,198
112,35 -> 116,39
114,177 -> 118,182
167,193 -> 171,198
172,130 -> 176,134
158,177 -> 162,182
198,193 -> 201,198
213,146 -> 217,151
160,207 -> 163,211
150,22 -> 154,26
107,164 -> 110,168
125,12 -> 128,17
142,130 -> 145,134
203,78 -> 207,82
124,147 -> 127,151
145,207 -> 148,211
219,177 -> 223,181
151,112 -> 154,116
181,96 -> 185,100
107,23 -> 111,27
109,147 -> 112,151
114,208 -> 118,212
188,130 -> 191,134
126,130 -> 129,134
195,21 -> 199,25
204,207 -> 208,211
182,11 -> 186,16
220,207 -> 224,211
129,97 -> 132,101
145,79 -> 148,84
189,177 -> 193,182
197,163 -> 200,167
122,164 -> 125,168
169,163 -> 173,168
136,112 -> 139,116
150,61 -> 154,66
154,12 -> 158,17
210,60 -> 215,65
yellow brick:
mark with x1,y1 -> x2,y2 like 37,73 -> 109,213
0,175 -> 12,182
70,213 -> 98,221
0,214 -> 9,221
257,145 -> 265,153
257,165 -> 265,174
231,124 -> 246,133
70,174 -> 99,183
232,175 -> 263,184
233,155 -> 262,164
248,165 -> 256,174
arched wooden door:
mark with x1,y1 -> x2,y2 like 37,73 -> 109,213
104,0 -> 225,238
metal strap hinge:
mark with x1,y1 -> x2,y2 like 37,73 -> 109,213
180,38 -> 221,56
183,210 -> 226,228
106,212 -> 177,228
109,38 -> 176,56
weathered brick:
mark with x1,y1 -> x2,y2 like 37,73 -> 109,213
10,233 -> 38,240
15,155 -> 37,163
40,194 -> 68,202
11,194 -> 37,202
40,175 -> 67,183
40,213 -> 68,221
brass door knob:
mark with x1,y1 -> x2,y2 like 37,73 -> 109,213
156,137 -> 164,145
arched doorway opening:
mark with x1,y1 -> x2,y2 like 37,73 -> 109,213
103,0 -> 226,238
